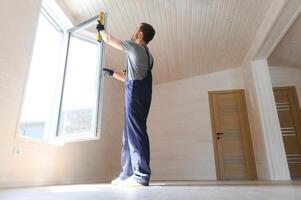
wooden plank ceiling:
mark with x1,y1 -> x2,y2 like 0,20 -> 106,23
268,13 -> 301,70
58,0 -> 272,84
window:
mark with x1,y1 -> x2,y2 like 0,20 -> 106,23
19,10 -> 63,140
18,6 -> 104,143
57,36 -> 99,138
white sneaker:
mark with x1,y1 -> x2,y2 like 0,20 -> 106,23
111,177 -> 123,185
119,177 -> 146,187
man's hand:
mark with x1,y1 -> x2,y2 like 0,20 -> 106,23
96,22 -> 123,50
103,68 -> 125,82
96,20 -> 105,31
103,68 -> 114,76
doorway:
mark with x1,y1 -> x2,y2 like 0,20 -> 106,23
273,86 -> 301,179
209,90 -> 257,180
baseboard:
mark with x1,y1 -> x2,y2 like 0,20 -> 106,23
0,177 -> 111,189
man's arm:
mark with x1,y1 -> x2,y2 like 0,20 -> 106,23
99,30 -> 123,51
103,68 -> 125,82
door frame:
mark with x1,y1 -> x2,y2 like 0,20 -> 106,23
208,89 -> 257,180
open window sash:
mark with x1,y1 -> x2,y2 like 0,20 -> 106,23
51,14 -> 106,144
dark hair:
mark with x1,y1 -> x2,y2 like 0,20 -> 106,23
140,23 -> 155,44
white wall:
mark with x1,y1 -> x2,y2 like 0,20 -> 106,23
242,62 -> 271,179
269,66 -> 301,104
242,60 -> 290,180
236,0 -> 295,181
0,0 -> 124,188
148,67 -> 245,180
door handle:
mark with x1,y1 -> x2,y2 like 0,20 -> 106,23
217,132 -> 224,140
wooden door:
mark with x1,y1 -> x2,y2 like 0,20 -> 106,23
273,87 -> 301,179
209,90 -> 257,180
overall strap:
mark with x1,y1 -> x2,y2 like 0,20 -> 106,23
142,45 -> 153,71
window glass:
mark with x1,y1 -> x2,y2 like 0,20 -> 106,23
57,36 -> 99,137
19,13 -> 62,140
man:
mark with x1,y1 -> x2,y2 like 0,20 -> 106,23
96,21 -> 155,187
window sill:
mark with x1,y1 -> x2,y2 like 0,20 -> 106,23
15,134 -> 100,147
53,134 -> 100,144
14,134 -> 64,147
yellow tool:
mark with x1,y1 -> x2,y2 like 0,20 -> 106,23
122,69 -> 126,76
96,11 -> 105,42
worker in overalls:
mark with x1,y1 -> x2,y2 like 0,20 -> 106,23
96,22 -> 155,187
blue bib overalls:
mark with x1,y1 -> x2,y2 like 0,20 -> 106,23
119,46 -> 152,185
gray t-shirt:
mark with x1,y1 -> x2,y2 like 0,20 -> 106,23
122,40 -> 154,81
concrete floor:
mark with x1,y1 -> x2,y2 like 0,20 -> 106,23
0,181 -> 301,200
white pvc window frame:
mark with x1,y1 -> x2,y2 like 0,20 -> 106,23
17,7 -> 106,145
52,15 -> 106,144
